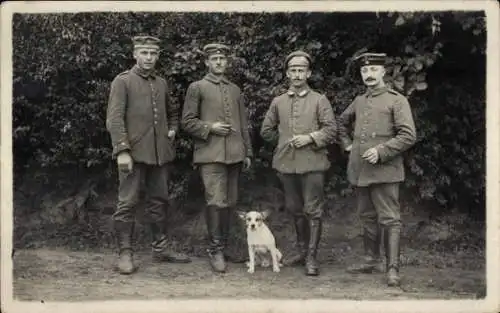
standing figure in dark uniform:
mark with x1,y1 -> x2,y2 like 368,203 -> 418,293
106,35 -> 191,275
181,43 -> 253,273
260,51 -> 337,276
339,52 -> 417,286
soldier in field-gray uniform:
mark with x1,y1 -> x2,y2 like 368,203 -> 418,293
339,52 -> 417,286
106,36 -> 191,275
181,43 -> 253,273
260,51 -> 337,276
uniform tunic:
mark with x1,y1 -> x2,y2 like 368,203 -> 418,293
338,86 -> 417,187
106,65 -> 178,166
181,73 -> 253,164
260,88 -> 337,174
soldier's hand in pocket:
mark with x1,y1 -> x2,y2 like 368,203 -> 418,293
210,122 -> 232,136
117,151 -> 134,173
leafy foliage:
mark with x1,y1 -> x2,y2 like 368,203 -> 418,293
12,11 -> 486,218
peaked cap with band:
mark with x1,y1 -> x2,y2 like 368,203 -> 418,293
285,50 -> 312,68
355,52 -> 387,67
132,36 -> 161,50
203,43 -> 231,56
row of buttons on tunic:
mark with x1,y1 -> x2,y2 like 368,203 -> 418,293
290,97 -> 301,132
150,81 -> 159,125
360,99 -> 374,144
221,85 -> 232,123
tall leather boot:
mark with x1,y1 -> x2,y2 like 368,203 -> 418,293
206,205 -> 226,273
220,207 -> 232,262
114,220 -> 136,275
384,226 -> 401,286
283,216 -> 309,266
220,207 -> 246,263
305,219 -> 322,276
347,225 -> 382,274
150,222 -> 191,263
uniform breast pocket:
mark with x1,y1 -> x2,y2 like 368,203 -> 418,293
371,104 -> 391,116
371,106 -> 393,134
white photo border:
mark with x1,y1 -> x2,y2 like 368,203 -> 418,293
1,1 -> 499,313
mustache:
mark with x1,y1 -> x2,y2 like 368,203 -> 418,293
364,77 -> 376,81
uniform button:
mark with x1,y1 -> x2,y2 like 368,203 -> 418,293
361,140 -> 365,144
154,121 -> 158,124
154,108 -> 157,112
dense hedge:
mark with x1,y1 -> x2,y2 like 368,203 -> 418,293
12,11 -> 486,218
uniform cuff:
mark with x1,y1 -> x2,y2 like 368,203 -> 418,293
309,131 -> 324,148
200,123 -> 212,140
375,144 -> 387,163
113,141 -> 131,158
341,138 -> 353,151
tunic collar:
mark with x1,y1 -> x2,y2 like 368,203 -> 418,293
287,87 -> 310,97
365,85 -> 388,97
132,65 -> 156,79
204,73 -> 230,84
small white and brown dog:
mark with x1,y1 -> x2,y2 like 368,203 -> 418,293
238,210 -> 282,273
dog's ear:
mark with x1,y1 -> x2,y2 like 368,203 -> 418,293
261,209 -> 271,220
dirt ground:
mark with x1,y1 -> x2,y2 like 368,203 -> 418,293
12,245 -> 484,301
10,172 -> 486,302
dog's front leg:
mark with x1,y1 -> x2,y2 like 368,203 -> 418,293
247,246 -> 255,273
270,247 -> 280,273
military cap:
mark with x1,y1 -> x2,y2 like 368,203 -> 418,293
203,43 -> 230,56
132,35 -> 161,50
355,52 -> 387,67
285,50 -> 312,68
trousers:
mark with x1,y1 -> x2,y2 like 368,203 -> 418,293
357,182 -> 402,237
112,162 -> 169,223
199,162 -> 242,208
278,171 -> 325,220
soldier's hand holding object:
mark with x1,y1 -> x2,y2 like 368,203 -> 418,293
345,144 -> 352,152
362,148 -> 379,164
117,151 -> 133,173
167,130 -> 176,139
210,122 -> 232,136
291,134 -> 313,148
